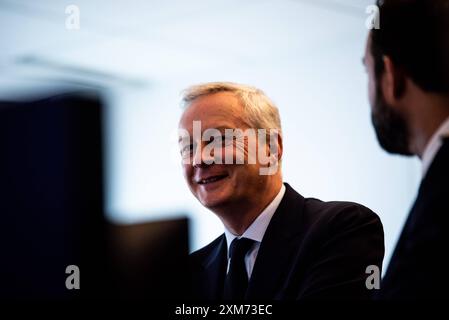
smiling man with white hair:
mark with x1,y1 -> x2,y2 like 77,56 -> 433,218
178,82 -> 384,300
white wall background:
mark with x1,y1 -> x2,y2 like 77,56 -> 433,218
0,0 -> 421,271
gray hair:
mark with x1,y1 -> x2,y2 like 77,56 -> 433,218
181,82 -> 282,133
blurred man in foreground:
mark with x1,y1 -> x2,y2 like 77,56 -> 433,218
363,0 -> 449,299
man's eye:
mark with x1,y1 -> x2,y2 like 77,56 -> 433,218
180,144 -> 194,156
207,136 -> 223,148
212,136 -> 233,148
223,136 -> 234,146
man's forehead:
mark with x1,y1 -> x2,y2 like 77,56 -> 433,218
186,93 -> 240,114
179,96 -> 245,129
361,34 -> 372,65
179,117 -> 247,131
364,33 -> 373,58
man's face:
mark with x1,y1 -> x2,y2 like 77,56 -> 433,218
178,92 -> 269,210
364,34 -> 412,155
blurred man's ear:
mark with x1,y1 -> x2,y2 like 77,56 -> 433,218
382,55 -> 406,105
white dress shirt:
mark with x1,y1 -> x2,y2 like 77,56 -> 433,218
224,184 -> 286,279
421,116 -> 449,177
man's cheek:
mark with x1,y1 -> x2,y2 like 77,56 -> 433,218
182,167 -> 193,183
234,140 -> 247,164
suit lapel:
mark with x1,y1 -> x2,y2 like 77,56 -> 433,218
200,235 -> 227,299
246,183 -> 305,299
408,137 -> 449,230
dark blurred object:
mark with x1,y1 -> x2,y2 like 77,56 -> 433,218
0,92 -> 107,299
108,218 -> 189,300
0,92 -> 188,299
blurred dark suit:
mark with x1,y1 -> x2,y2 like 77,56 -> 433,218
379,137 -> 449,299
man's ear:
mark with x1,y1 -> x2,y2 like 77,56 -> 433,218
275,132 -> 283,163
266,131 -> 283,163
382,55 -> 406,104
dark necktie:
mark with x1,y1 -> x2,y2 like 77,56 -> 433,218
223,237 -> 255,300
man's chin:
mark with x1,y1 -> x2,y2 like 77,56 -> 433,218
196,190 -> 226,208
370,101 -> 413,156
199,197 -> 227,210
372,119 -> 413,156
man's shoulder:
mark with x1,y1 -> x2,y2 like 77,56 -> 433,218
284,183 -> 379,221
278,184 -> 384,243
302,196 -> 382,232
285,183 -> 377,218
304,197 -> 379,221
284,183 -> 381,226
190,233 -> 225,264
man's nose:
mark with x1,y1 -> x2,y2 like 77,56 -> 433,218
192,142 -> 215,167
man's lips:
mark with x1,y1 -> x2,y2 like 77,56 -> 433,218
196,174 -> 228,185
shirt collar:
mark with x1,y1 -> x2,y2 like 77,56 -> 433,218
422,116 -> 449,177
224,184 -> 286,252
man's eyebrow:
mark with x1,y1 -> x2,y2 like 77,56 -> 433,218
177,125 -> 244,143
204,126 -> 237,134
178,135 -> 190,143
216,126 -> 234,131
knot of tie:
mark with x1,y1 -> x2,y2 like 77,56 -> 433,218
228,237 -> 255,260
223,237 -> 255,300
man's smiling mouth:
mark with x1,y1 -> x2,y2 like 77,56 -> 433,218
197,174 -> 228,185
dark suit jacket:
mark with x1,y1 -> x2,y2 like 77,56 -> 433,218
189,183 -> 384,300
379,137 -> 449,299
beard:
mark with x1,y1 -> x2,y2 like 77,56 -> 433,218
370,82 -> 413,156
